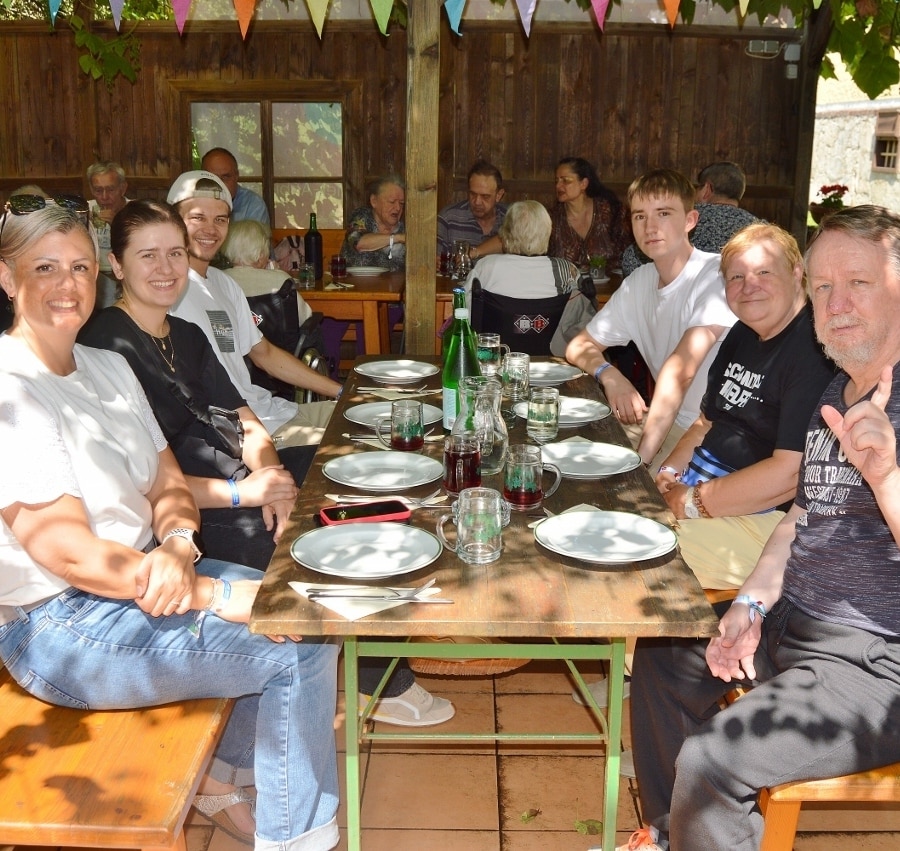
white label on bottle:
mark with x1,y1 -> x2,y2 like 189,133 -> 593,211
442,387 -> 458,430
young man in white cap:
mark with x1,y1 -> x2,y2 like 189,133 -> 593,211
167,171 -> 340,473
167,170 -> 455,727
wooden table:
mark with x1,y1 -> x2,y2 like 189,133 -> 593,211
299,272 -> 405,356
249,356 -> 717,851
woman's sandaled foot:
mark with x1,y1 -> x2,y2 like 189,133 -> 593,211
193,786 -> 256,845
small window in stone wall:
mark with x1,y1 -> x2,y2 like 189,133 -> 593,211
874,111 -> 900,173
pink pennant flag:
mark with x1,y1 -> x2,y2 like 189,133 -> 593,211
170,0 -> 191,35
444,0 -> 465,35
369,0 -> 393,35
590,0 -> 611,31
514,0 -> 537,37
663,0 -> 681,27
109,0 -> 124,30
305,0 -> 329,38
48,0 -> 62,24
233,0 -> 256,38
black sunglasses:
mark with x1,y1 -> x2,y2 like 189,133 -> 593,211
0,193 -> 91,256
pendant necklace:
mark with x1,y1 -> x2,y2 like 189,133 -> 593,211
119,300 -> 176,373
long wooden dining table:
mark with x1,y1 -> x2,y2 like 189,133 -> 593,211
249,355 -> 718,851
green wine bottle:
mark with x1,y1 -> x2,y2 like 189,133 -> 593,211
442,290 -> 481,430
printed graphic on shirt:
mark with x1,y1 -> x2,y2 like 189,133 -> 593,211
802,424 -> 863,516
206,310 -> 236,353
250,311 -> 263,328
715,360 -> 763,410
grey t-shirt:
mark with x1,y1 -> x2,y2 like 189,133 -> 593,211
783,364 -> 900,636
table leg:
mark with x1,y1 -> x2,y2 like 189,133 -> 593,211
604,638 -> 626,851
344,637 -> 362,851
361,302 -> 382,354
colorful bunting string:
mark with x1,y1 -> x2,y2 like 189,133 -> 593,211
109,0 -> 124,30
663,0 -> 681,27
48,0 -> 62,24
170,0 -> 191,35
306,0 -> 329,38
234,0 -> 256,38
370,0 -> 393,35
590,0 -> 611,32
514,0 -> 537,36
444,0 -> 466,36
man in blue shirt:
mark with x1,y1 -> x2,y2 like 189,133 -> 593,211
201,147 -> 270,227
438,160 -> 508,261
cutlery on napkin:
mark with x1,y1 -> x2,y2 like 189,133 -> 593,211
341,432 -> 444,446
289,582 -> 450,621
324,491 -> 448,508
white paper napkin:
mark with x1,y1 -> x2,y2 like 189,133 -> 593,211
288,582 -> 445,621
324,281 -> 355,291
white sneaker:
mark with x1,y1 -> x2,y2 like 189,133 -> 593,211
358,682 -> 455,727
572,677 -> 631,708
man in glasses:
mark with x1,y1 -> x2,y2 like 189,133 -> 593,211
87,161 -> 131,309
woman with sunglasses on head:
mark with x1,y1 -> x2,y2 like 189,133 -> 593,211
80,200 -> 301,572
0,202 -> 340,850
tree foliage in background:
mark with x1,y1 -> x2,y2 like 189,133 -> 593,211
3,0 -> 898,98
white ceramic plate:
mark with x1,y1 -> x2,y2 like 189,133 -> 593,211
346,266 -> 387,277
528,362 -> 584,386
540,442 -> 642,478
534,510 -> 677,563
322,452 -> 443,490
344,401 -> 443,428
290,523 -> 443,579
355,360 -> 441,384
514,396 -> 612,426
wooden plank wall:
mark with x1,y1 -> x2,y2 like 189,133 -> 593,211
0,18 -> 805,230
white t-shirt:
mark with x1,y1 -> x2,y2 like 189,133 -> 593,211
170,266 -> 298,433
0,335 -> 166,607
462,254 -> 580,310
585,248 -> 736,429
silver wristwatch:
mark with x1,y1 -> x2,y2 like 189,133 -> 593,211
162,528 -> 203,563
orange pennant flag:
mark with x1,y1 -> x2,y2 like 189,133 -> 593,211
369,0 -> 393,35
233,0 -> 256,38
663,0 -> 681,27
305,0 -> 330,38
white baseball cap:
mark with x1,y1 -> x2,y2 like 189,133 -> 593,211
167,170 -> 233,210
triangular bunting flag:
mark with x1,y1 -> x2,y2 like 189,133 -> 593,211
109,0 -> 124,30
590,0 -> 611,32
171,0 -> 191,35
444,0 -> 465,36
738,0 -> 750,15
663,0 -> 680,27
305,0 -> 329,38
234,0 -> 256,38
369,0 -> 393,35
48,0 -> 62,24
514,0 -> 537,36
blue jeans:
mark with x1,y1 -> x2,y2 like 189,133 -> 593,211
0,559 -> 340,851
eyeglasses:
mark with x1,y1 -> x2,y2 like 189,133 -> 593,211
0,193 -> 91,256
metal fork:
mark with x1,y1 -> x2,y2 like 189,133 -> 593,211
307,578 -> 438,601
324,488 -> 444,507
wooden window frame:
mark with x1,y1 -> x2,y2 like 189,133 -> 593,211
169,79 -> 364,225
873,110 -> 900,174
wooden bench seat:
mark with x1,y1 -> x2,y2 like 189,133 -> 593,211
760,763 -> 900,850
0,664 -> 233,851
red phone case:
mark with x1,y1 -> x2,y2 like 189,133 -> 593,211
318,501 -> 411,526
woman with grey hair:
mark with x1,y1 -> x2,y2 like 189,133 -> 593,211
222,219 -> 312,325
463,199 -> 580,307
340,175 -> 406,271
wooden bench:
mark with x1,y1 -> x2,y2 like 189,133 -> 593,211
759,763 -> 900,850
0,664 -> 233,851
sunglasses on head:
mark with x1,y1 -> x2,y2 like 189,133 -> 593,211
0,193 -> 91,256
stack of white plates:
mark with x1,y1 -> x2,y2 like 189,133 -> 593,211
514,396 -> 611,427
540,442 -> 641,478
